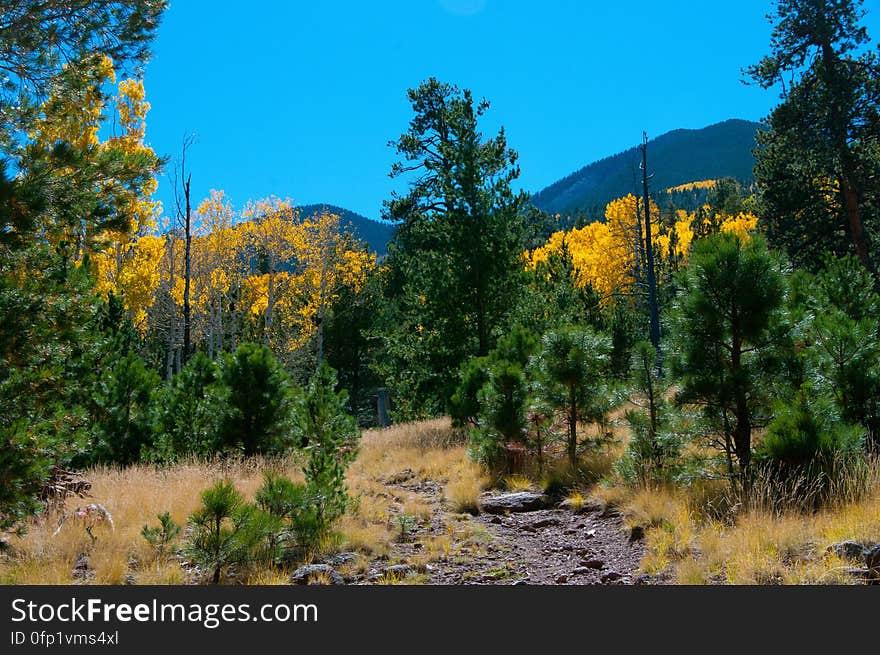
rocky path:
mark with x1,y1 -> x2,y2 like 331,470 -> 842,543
425,501 -> 646,585
361,473 -> 649,585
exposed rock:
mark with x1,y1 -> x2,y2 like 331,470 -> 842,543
72,553 -> 94,581
322,552 -> 361,567
827,541 -> 870,562
479,492 -> 549,514
600,505 -> 622,519
601,571 -> 623,583
290,564 -> 344,585
383,564 -> 413,577
865,544 -> 880,571
385,469 -> 415,485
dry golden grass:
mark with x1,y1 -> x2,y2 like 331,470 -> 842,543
616,457 -> 880,585
0,457 -> 302,585
502,474 -> 535,492
4,414 -> 877,586
0,421 -> 479,585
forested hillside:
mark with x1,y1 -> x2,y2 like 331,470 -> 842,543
531,119 -> 761,218
298,204 -> 394,256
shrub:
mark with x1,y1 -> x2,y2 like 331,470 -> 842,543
449,356 -> 490,429
469,360 -> 528,471
141,511 -> 181,560
217,343 -> 295,456
153,352 -> 224,459
758,389 -> 864,475
294,363 -> 360,540
254,472 -> 322,557
183,480 -> 275,584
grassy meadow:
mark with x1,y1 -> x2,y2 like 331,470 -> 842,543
2,415 -> 877,585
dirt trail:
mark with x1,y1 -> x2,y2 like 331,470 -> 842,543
428,506 -> 646,585
379,474 -> 648,586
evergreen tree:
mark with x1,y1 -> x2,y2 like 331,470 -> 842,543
217,342 -> 294,456
532,326 -> 611,467
669,233 -> 790,486
376,78 -> 528,418
154,351 -> 224,459
807,255 -> 880,445
292,363 -> 359,536
748,0 -> 880,271
90,350 -> 159,465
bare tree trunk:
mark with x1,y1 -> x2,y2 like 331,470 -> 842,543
264,269 -> 275,347
641,133 -> 662,373
166,236 -> 177,380
183,173 -> 192,364
568,385 -> 578,468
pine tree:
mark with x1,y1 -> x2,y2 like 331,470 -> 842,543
377,78 -> 528,418
532,326 -> 611,467
669,233 -> 790,486
748,0 -> 880,271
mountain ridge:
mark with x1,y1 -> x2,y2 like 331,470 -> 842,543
298,203 -> 394,256
530,118 -> 763,217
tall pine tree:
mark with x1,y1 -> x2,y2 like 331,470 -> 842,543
376,78 -> 528,418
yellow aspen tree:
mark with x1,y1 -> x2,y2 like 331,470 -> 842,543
241,196 -> 300,348
286,210 -> 375,365
191,190 -> 246,357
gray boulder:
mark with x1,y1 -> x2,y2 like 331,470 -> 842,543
827,541 -> 870,562
290,564 -> 345,585
479,492 -> 549,514
866,544 -> 880,571
322,552 -> 361,567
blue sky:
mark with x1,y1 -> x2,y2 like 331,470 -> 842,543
141,0 -> 880,221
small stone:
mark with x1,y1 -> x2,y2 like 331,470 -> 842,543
555,574 -> 569,584
601,571 -> 623,583
383,564 -> 413,577
629,526 -> 645,543
513,579 -> 528,586
580,558 -> 605,569
585,529 -> 597,539
480,492 -> 550,514
290,564 -> 344,585
532,517 -> 560,528
572,567 -> 593,575
827,541 -> 869,562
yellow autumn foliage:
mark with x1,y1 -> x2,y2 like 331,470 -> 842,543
526,193 -> 758,301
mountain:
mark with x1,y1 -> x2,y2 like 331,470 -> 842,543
530,119 -> 763,217
298,203 -> 395,255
